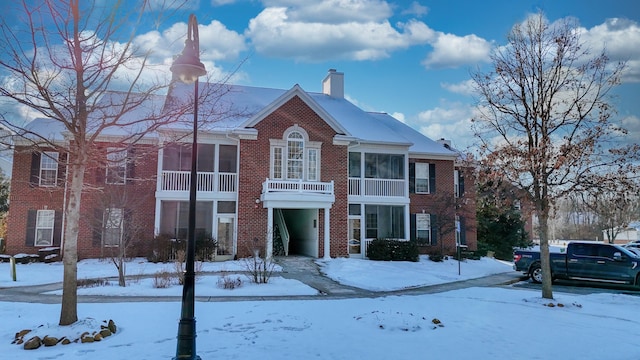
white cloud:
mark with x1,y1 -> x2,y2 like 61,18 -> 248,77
263,0 -> 393,23
578,18 -> 640,83
441,79 -> 476,96
621,115 -> 640,143
136,20 -> 246,64
245,4 -> 433,61
401,1 -> 429,17
412,103 -> 478,150
422,33 -> 492,69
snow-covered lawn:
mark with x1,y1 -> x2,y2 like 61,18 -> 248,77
2,256 -> 640,359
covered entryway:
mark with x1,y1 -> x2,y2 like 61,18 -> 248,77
273,208 -> 318,257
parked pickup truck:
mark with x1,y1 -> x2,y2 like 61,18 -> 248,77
513,241 -> 640,288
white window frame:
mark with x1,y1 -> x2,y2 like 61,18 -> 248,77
287,131 -> 304,180
270,126 -> 321,181
454,170 -> 460,198
106,148 -> 127,184
415,163 -> 430,194
103,208 -> 124,247
307,148 -> 318,181
416,213 -> 431,245
40,152 -> 59,187
35,209 -> 55,246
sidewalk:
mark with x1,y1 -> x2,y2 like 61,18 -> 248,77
0,256 -> 524,303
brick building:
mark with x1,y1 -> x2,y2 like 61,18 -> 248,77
6,69 -> 476,260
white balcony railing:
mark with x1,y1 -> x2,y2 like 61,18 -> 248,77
348,177 -> 405,197
160,170 -> 237,193
263,178 -> 334,195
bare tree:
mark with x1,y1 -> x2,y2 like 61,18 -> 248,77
0,1 -> 190,325
91,146 -> 156,286
581,178 -> 640,243
471,12 -> 637,299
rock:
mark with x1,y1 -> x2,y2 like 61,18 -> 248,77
23,336 -> 42,350
93,333 -> 103,342
80,332 -> 94,343
15,329 -> 31,340
100,329 -> 112,338
108,319 -> 117,334
61,337 -> 71,345
42,336 -> 59,346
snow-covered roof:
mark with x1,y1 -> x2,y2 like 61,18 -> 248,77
20,79 -> 457,159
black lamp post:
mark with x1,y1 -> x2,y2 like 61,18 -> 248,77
170,14 -> 206,360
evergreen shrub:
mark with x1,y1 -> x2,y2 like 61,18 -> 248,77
366,238 -> 419,262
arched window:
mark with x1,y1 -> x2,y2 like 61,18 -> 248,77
270,126 -> 321,181
287,131 -> 304,179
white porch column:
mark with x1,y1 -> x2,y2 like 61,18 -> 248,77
323,207 -> 331,259
266,206 -> 273,259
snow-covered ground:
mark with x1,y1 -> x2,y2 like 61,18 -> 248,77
2,256 -> 640,359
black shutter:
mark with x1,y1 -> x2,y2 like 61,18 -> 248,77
93,209 -> 104,247
460,217 -> 467,245
429,163 -> 436,193
458,171 -> 465,196
53,211 -> 63,246
57,152 -> 67,187
126,148 -> 135,183
430,214 -> 437,245
25,210 -> 37,246
409,163 -> 415,194
30,153 -> 41,187
409,213 -> 416,242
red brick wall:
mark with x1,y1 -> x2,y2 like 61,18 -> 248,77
408,159 -> 477,255
6,147 -> 66,256
6,144 -> 158,259
237,95 -> 348,258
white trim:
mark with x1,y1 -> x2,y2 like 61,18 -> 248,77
242,85 -> 350,135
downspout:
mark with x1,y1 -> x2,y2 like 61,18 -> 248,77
226,131 -> 241,257
60,150 -> 69,259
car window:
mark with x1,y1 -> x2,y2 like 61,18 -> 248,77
572,244 -> 597,257
597,245 -> 617,259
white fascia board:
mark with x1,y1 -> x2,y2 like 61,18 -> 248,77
409,152 -> 458,161
242,85 -> 350,136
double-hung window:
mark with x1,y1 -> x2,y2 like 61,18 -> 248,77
416,213 -> 431,245
106,148 -> 127,184
415,163 -> 430,193
103,208 -> 124,247
35,209 -> 55,246
40,152 -> 59,187
287,132 -> 304,179
271,127 -> 320,181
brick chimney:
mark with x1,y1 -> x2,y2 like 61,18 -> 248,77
322,69 -> 344,98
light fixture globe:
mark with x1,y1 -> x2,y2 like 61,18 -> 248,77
170,15 -> 207,84
171,39 -> 206,84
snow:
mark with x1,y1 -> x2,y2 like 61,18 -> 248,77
2,256 -> 640,359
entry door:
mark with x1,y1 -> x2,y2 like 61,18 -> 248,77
216,216 -> 235,256
348,217 -> 362,257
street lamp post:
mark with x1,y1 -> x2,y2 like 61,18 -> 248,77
170,14 -> 206,360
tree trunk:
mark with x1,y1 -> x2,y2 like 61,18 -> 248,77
538,211 -> 554,299
59,161 -> 86,325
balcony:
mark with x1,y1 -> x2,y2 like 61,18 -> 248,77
160,170 -> 237,193
263,178 -> 333,194
348,177 -> 405,197
261,179 -> 335,207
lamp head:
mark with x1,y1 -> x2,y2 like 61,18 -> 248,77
170,39 -> 207,84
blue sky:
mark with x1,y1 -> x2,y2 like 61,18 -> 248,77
2,0 -> 640,152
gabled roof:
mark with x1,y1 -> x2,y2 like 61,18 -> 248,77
20,78 -> 458,160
